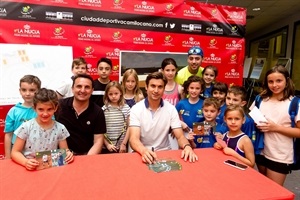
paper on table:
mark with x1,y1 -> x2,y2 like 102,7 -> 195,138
148,159 -> 182,173
249,106 -> 267,125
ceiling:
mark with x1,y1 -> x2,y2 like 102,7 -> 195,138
193,0 -> 300,36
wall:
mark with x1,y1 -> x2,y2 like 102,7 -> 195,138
246,12 -> 300,58
245,12 -> 300,90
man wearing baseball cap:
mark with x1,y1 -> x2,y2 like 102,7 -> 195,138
175,46 -> 204,85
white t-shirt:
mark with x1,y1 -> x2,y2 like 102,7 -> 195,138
15,119 -> 70,158
56,78 -> 73,98
130,98 -> 181,151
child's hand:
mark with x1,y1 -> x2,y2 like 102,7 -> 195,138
107,144 -> 118,152
257,118 -> 277,133
213,142 -> 222,150
181,122 -> 190,133
24,158 -> 39,170
187,132 -> 195,141
223,147 -> 236,156
214,132 -> 223,139
65,149 -> 74,164
119,143 -> 127,153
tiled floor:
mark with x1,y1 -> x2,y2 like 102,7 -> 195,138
285,170 -> 300,200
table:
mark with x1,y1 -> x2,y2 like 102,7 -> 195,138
0,148 -> 294,200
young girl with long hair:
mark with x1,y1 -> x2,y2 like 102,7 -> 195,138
121,69 -> 144,108
161,58 -> 183,106
202,65 -> 218,98
176,75 -> 205,133
252,65 -> 300,185
214,105 -> 255,167
102,81 -> 130,153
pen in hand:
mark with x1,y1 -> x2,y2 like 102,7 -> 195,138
152,147 -> 156,163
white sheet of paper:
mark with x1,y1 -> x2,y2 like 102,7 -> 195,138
249,106 -> 267,125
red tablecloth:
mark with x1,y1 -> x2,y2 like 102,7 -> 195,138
0,148 -> 294,200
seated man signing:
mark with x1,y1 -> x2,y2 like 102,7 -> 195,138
129,72 -> 198,164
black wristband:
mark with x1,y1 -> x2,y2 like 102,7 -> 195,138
183,143 -> 191,149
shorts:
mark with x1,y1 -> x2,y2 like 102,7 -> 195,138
255,154 -> 292,174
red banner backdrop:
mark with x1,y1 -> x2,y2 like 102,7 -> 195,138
0,0 -> 246,155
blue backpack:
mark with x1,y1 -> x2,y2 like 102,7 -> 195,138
254,95 -> 300,170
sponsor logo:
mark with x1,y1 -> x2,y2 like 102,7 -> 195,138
165,3 -> 174,12
225,68 -> 240,79
87,63 -> 98,75
112,0 -> 124,10
206,24 -> 223,35
19,5 -> 36,19
227,11 -> 244,22
45,11 -> 73,21
164,3 -> 175,15
211,9 -> 218,17
163,35 -> 174,46
181,24 -> 202,32
106,48 -> 120,59
203,53 -> 221,64
78,29 -> 101,41
229,54 -> 238,64
134,1 -> 155,13
182,37 -> 200,47
53,27 -> 65,36
133,33 -> 154,45
164,35 -> 173,43
52,27 -> 67,39
84,46 -> 94,55
208,38 -> 218,49
14,24 -> 41,38
208,8 -> 220,20
225,40 -> 242,50
0,7 -> 7,17
78,0 -> 102,7
21,6 -> 33,15
183,6 -> 201,18
112,65 -> 119,72
230,25 -> 239,35
111,31 -> 124,43
83,47 -> 96,59
51,0 -> 68,4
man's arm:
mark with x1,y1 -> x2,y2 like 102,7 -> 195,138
87,134 -> 104,155
129,126 -> 156,164
173,128 -> 198,162
4,132 -> 12,159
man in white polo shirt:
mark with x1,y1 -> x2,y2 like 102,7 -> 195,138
129,72 -> 198,164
